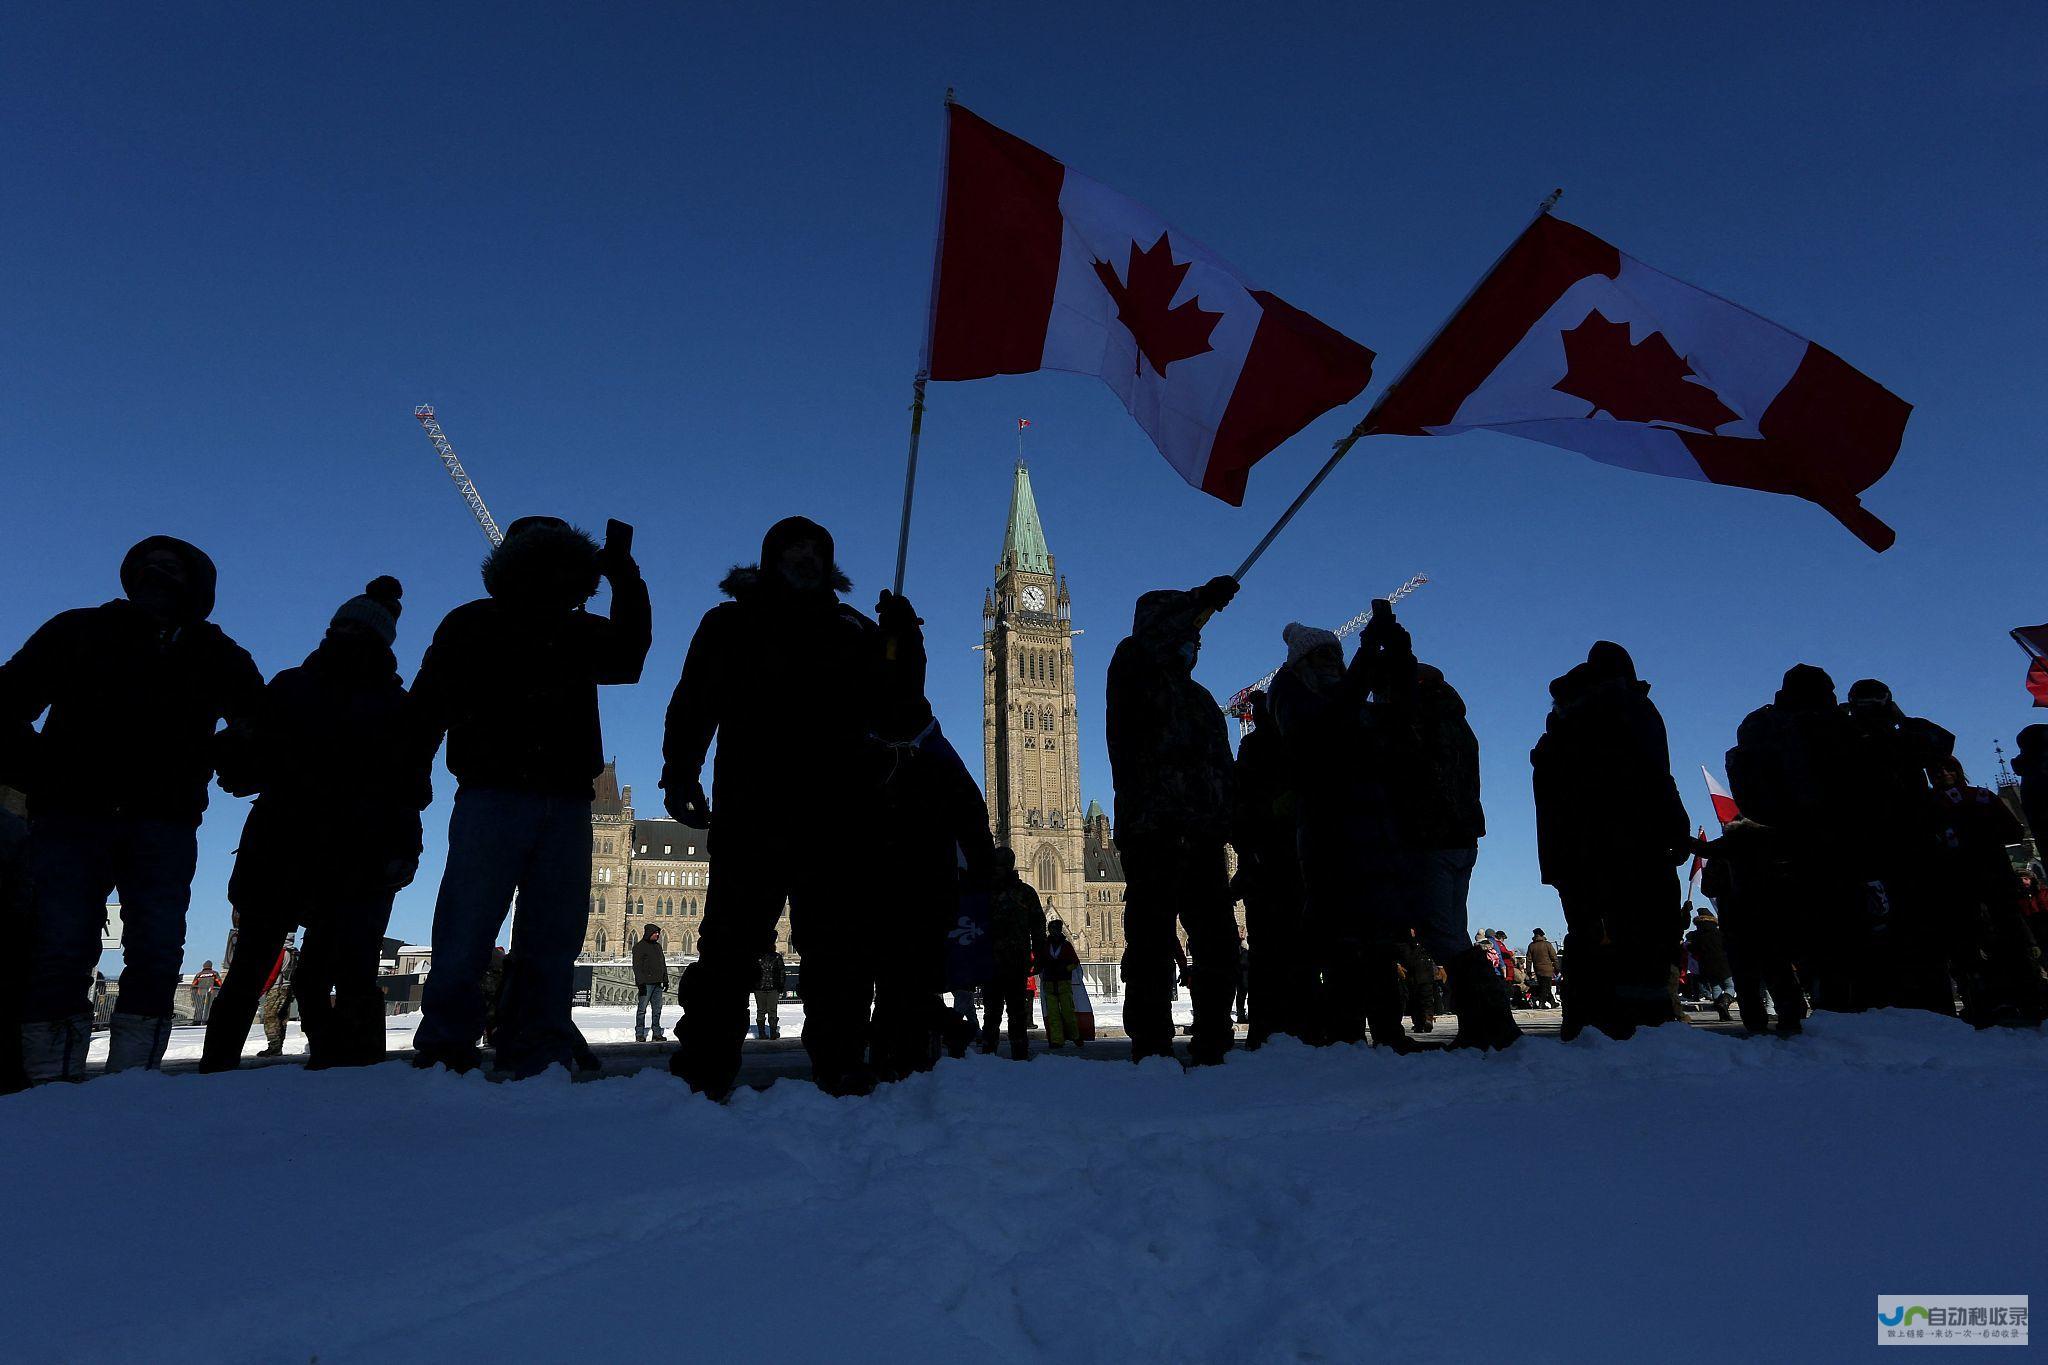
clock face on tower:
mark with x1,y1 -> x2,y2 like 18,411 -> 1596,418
1022,586 -> 1046,612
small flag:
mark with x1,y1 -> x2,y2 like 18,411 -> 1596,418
925,104 -> 1375,505
1363,214 -> 1910,550
1017,417 -> 1030,431
1702,766 -> 1740,826
2012,625 -> 2048,708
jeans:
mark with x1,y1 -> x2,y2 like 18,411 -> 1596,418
414,788 -> 591,1072
981,972 -> 1031,1058
752,989 -> 779,1036
635,983 -> 666,1038
1415,847 -> 1478,965
26,815 -> 197,1021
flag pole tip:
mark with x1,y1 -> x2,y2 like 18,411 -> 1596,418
1540,188 -> 1563,214
944,87 -> 956,105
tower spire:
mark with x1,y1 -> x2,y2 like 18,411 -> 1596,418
1001,457 -> 1052,575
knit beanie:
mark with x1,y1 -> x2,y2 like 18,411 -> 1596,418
1283,622 -> 1341,667
331,576 -> 403,646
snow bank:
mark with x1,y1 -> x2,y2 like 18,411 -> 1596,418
6,1012 -> 2042,1363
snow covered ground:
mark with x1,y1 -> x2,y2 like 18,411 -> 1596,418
10,1011 -> 2042,1363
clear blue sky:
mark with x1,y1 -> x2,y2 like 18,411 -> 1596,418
3,2 -> 2043,968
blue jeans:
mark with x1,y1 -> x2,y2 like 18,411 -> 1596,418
635,983 -> 666,1037
26,815 -> 197,1021
414,788 -> 590,1071
1416,846 -> 1478,966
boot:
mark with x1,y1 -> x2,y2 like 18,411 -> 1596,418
1363,959 -> 1415,1052
21,1015 -> 93,1084
1446,947 -> 1521,1051
1187,964 -> 1238,1066
104,1013 -> 173,1074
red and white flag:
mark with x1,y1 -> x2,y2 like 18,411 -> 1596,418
1363,213 -> 1911,550
1702,766 -> 1740,826
2011,624 -> 2048,707
924,105 -> 1375,505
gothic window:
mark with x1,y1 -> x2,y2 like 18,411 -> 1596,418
1023,707 -> 1034,730
595,926 -> 607,954
1036,848 -> 1059,892
598,868 -> 612,883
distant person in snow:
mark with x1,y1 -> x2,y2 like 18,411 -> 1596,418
409,516 -> 650,1077
1105,575 -> 1242,1066
664,517 -> 881,1099
633,924 -> 669,1043
1525,929 -> 1559,1007
982,847 -> 1047,1061
190,962 -> 222,1024
1037,920 -> 1082,1049
1685,910 -> 1735,1021
201,577 -> 429,1073
0,536 -> 263,1080
753,950 -> 785,1040
257,940 -> 297,1056
1532,642 -> 1690,1041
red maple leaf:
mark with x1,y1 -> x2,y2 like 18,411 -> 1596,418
1553,310 -> 1739,432
1092,232 -> 1223,378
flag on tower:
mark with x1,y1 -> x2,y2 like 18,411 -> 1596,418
1702,766 -> 1740,826
1361,213 -> 1911,550
924,104 -> 1375,505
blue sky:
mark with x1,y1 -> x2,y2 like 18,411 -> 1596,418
3,2 -> 2043,967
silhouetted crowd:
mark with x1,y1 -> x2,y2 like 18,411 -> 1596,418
3,520 -> 2044,1096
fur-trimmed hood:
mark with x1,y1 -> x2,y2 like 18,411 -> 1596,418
718,562 -> 853,600
481,517 -> 601,606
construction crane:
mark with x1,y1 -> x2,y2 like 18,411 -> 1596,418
1223,573 -> 1431,729
413,404 -> 504,546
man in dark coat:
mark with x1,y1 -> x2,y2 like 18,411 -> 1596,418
632,924 -> 669,1043
1230,690 -> 1311,1046
1725,665 -> 1872,1012
1105,575 -> 1240,1064
1685,910 -> 1735,1020
982,847 -> 1048,1060
1840,679 -> 1954,1011
1924,758 -> 2046,1027
1525,928 -> 1559,1007
2011,725 -> 2048,845
1532,641 -> 1690,1041
410,517 -> 650,1076
663,517 -> 881,1098
1696,818 -> 1806,1036
0,536 -> 263,1079
200,577 -> 429,1072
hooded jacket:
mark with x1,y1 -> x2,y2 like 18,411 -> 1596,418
0,537 -> 263,823
663,517 -> 880,829
223,632 -> 433,904
411,519 -> 651,798
1725,665 -> 1863,851
2014,725 -> 2048,844
1531,645 -> 1687,884
1104,586 -> 1234,843
632,932 -> 669,986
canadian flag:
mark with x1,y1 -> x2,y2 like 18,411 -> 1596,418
2011,624 -> 2048,707
1702,766 -> 1740,826
1363,213 -> 1911,550
924,105 -> 1375,505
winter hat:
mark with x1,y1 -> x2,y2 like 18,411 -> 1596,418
120,535 -> 217,623
761,516 -> 835,571
1586,640 -> 1637,682
1695,910 -> 1718,925
1283,622 -> 1341,667
331,576 -> 403,646
1846,678 -> 1892,705
1776,664 -> 1837,711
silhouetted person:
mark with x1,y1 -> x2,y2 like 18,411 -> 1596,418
1525,929 -> 1558,1007
663,517 -> 880,1098
1686,910 -> 1734,1020
982,847 -> 1047,1060
1725,665 -> 1869,1012
1230,689 -> 1312,1045
1696,818 -> 1806,1036
1532,642 -> 1689,1041
410,517 -> 650,1076
2011,725 -> 2048,845
866,588 -> 995,1082
753,951 -> 785,1039
1840,679 -> 1954,1010
1924,757 -> 2045,1027
1358,602 -> 1516,1050
201,577 -> 428,1073
633,924 -> 668,1043
0,536 -> 262,1079
0,788 -> 30,1094
1268,621 -> 1406,1048
1104,575 -> 1240,1065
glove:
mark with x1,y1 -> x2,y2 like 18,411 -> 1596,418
382,856 -> 421,893
596,543 -> 641,583
666,777 -> 711,829
1197,575 -> 1239,612
874,589 -> 923,632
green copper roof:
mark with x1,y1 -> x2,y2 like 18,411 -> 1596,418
1002,460 -> 1052,575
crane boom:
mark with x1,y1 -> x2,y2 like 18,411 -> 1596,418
1224,573 -> 1431,722
413,404 -> 504,547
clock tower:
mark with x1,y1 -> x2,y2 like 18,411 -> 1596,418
983,461 -> 1089,948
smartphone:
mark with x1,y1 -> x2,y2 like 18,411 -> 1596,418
605,518 -> 634,557
1369,598 -> 1391,618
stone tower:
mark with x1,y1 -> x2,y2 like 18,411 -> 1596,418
584,761 -> 634,958
982,462 -> 1090,951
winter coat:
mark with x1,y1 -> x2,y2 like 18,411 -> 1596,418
1526,935 -> 1559,977
1269,657 -> 1401,877
221,634 -> 431,905
756,952 -> 786,993
1105,587 -> 1233,844
2010,726 -> 2048,844
1037,934 -> 1079,984
1725,673 -> 1864,857
411,525 -> 651,799
191,970 -> 221,996
1840,698 -> 1953,872
632,938 -> 669,986
663,565 -> 879,830
1686,920 -> 1733,981
0,539 -> 263,824
1230,716 -> 1305,902
1370,664 -> 1484,851
989,874 -> 1049,976
1927,783 -> 2025,913
1531,665 -> 1686,886
871,720 -> 996,973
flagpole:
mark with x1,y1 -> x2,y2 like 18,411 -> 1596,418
893,88 -> 958,597
1230,188 -> 1564,583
